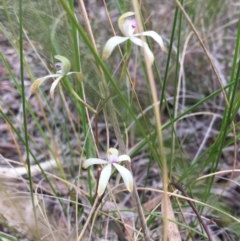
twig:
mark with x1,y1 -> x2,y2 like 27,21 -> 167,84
77,195 -> 103,241
170,182 -> 213,241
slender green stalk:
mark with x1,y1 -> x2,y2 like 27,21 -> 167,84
160,6 -> 178,108
170,0 -> 183,178
19,0 -> 39,237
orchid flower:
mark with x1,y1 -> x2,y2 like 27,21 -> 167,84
82,148 -> 133,197
31,55 -> 83,99
102,12 -> 166,65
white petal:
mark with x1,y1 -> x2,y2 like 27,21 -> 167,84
133,31 -> 167,52
50,76 -> 63,99
67,72 -> 83,82
82,158 -> 108,169
118,154 -> 131,162
98,164 -> 112,197
102,36 -> 128,60
130,36 -> 154,65
30,74 -> 60,93
113,164 -> 133,193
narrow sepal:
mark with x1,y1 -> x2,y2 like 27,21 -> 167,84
130,36 -> 154,65
30,74 -> 59,93
82,158 -> 108,169
102,36 -> 128,60
134,31 -> 167,52
50,76 -> 63,99
113,163 -> 133,193
118,154 -> 131,162
98,164 -> 112,196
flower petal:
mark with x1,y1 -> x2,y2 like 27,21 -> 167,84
133,31 -> 167,52
113,164 -> 133,193
118,12 -> 137,37
130,36 -> 154,65
50,76 -> 63,99
54,55 -> 71,75
102,36 -> 128,60
30,74 -> 60,94
118,154 -> 131,162
82,158 -> 108,169
98,164 -> 112,197
67,72 -> 84,82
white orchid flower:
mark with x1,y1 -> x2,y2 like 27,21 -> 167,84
82,148 -> 133,197
31,55 -> 83,99
102,12 -> 166,65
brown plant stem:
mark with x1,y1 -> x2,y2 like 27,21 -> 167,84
170,182 -> 213,241
77,195 -> 103,241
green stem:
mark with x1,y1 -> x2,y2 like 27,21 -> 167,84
19,0 -> 39,237
69,88 -> 97,114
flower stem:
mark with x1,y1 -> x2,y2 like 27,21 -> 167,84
77,195 -> 103,241
69,88 -> 97,114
